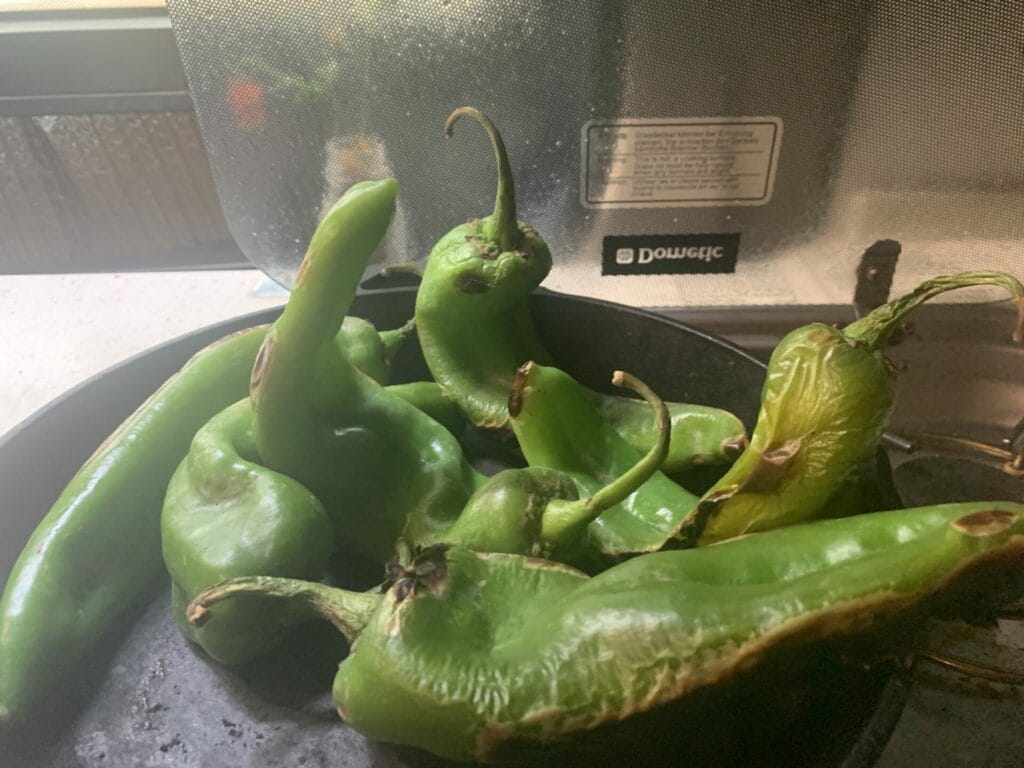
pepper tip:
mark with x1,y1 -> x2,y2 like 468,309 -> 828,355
185,601 -> 211,627
508,363 -> 534,418
443,106 -> 476,138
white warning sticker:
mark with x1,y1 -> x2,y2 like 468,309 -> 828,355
581,117 -> 783,208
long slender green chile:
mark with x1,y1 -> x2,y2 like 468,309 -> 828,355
246,178 -> 675,568
188,501 -> 1024,763
0,306 -> 427,720
250,178 -> 481,563
0,326 -> 264,724
680,271 -> 1024,546
415,107 -> 747,472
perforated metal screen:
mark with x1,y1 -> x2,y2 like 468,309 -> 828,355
166,0 -> 1024,307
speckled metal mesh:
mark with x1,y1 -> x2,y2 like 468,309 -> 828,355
166,0 -> 1024,307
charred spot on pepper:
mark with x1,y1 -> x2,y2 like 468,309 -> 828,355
678,488 -> 736,545
455,273 -> 491,294
384,543 -> 451,602
721,434 -> 748,460
951,508 -> 1022,537
294,254 -> 311,287
471,241 -> 502,260
250,333 -> 274,393
737,439 -> 802,494
186,601 -> 211,628
507,363 -> 533,418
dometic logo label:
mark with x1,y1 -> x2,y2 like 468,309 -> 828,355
602,234 -> 739,276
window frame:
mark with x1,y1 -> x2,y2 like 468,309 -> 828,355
0,7 -> 191,117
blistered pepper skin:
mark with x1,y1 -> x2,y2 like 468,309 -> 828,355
415,107 -> 747,472
189,501 -> 1024,763
161,400 -> 333,665
686,324 -> 895,544
682,271 -> 1024,546
244,179 -> 672,566
0,325 -> 267,724
508,362 -> 699,560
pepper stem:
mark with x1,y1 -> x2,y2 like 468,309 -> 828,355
540,370 -> 671,549
843,271 -> 1024,350
379,263 -> 425,279
445,107 -> 520,253
379,317 -> 417,364
186,576 -> 381,646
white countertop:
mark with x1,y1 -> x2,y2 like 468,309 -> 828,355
0,270 -> 288,439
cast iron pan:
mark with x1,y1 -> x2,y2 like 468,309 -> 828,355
0,288 -> 908,767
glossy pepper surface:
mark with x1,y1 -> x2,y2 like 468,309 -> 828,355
0,302 -> 417,718
161,399 -> 333,665
249,178 -> 482,563
246,178 -> 674,567
681,271 -> 1024,546
188,501 -> 1024,763
508,361 -> 699,560
0,326 -> 265,723
429,369 -> 671,561
415,107 -> 747,472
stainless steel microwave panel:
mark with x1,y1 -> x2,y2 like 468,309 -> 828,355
166,0 -> 1024,307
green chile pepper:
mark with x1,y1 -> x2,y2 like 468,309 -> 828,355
161,400 -> 333,665
159,379 -> 460,665
164,364 -> 667,665
432,370 -> 671,561
681,272 -> 1024,546
508,361 -> 700,559
415,107 -> 747,472
0,304 -> 419,721
337,315 -> 415,386
188,501 -> 1024,763
0,326 -> 264,723
246,178 -> 674,568
250,178 -> 482,563
382,381 -> 465,437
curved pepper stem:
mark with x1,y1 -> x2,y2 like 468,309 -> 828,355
843,270 -> 1024,349
379,317 -> 417,365
445,107 -> 520,253
539,368 -> 671,550
186,576 -> 381,646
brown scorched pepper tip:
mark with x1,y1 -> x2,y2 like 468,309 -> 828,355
507,362 -> 535,419
186,601 -> 211,628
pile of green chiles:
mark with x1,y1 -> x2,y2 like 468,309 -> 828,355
2,107 -> 1024,763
